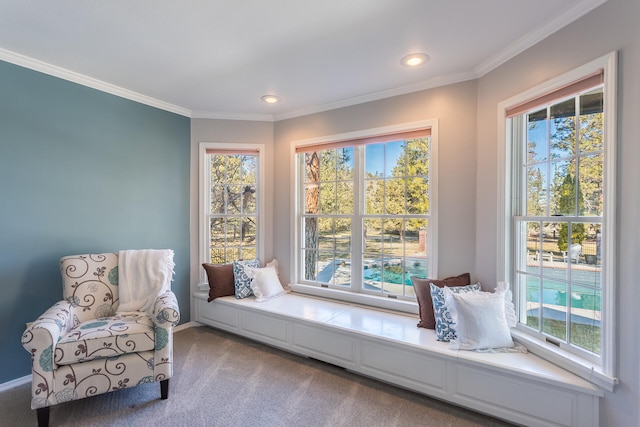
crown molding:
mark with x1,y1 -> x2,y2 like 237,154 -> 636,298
0,47 -> 192,117
272,71 -> 478,122
191,110 -> 274,122
1,0 -> 607,123
0,48 -> 474,122
475,0 -> 607,76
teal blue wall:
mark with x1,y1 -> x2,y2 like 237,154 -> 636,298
0,60 -> 190,384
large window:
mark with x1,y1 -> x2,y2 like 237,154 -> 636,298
514,86 -> 604,356
199,143 -> 263,269
499,53 -> 616,388
293,122 -> 437,309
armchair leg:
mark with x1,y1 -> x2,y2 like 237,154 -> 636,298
160,379 -> 169,400
37,407 -> 50,427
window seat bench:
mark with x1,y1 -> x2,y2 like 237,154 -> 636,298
193,291 -> 602,427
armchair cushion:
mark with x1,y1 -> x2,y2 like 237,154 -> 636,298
50,351 -> 156,409
55,313 -> 155,365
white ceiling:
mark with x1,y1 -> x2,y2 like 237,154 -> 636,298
0,0 -> 605,121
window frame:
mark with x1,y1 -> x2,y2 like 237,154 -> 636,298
198,142 -> 265,283
497,52 -> 617,390
289,120 -> 438,314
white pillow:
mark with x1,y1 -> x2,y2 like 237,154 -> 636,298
245,259 -> 287,302
443,282 -> 515,350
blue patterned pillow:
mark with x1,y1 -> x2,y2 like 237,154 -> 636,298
430,283 -> 481,341
233,260 -> 260,299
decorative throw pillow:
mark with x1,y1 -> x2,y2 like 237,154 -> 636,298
202,263 -> 235,302
412,273 -> 471,329
430,282 -> 481,341
245,259 -> 287,302
443,283 -> 515,350
233,259 -> 260,299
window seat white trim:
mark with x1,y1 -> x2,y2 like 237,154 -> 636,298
289,282 -> 420,314
193,291 -> 602,427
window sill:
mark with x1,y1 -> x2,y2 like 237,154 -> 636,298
510,329 -> 618,392
198,282 -> 420,316
289,283 -> 419,316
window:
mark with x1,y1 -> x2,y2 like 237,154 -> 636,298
199,143 -> 264,271
292,121 -> 437,310
498,52 -> 616,388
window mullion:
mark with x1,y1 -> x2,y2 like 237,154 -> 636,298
204,155 -> 212,266
574,96 -> 581,218
351,146 -> 364,292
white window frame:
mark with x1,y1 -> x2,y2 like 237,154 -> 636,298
198,142 -> 265,283
497,52 -> 617,390
289,120 -> 438,314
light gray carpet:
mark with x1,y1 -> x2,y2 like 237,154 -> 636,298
1,326 -> 516,427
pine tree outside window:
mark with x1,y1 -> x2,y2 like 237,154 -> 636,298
498,52 -> 617,388
199,143 -> 264,270
292,121 -> 438,309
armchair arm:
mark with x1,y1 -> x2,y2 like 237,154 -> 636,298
22,300 -> 73,355
21,300 -> 73,409
152,291 -> 180,328
152,291 -> 180,380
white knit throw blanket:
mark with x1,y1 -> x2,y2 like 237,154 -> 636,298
117,249 -> 175,314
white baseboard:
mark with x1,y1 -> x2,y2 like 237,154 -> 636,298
0,375 -> 30,392
174,321 -> 202,332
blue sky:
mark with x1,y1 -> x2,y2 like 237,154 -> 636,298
365,140 -> 404,177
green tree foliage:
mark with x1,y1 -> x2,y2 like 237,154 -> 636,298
365,138 -> 429,238
304,151 -> 320,280
545,100 -> 603,218
398,138 -> 430,214
304,140 -> 429,280
527,164 -> 545,216
318,148 -> 353,232
525,93 -> 603,253
209,154 -> 258,263
303,148 -> 354,279
544,115 -> 587,252
579,111 -> 604,215
525,122 -> 546,228
210,154 -> 257,214
555,172 -> 586,251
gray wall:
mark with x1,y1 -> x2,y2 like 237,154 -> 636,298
189,118 -> 275,315
475,1 -> 639,425
273,80 -> 479,287
0,60 -> 191,384
271,2 -> 640,424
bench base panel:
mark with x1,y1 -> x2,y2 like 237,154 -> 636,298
194,293 -> 600,427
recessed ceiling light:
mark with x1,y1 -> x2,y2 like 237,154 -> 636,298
261,95 -> 281,104
400,53 -> 429,67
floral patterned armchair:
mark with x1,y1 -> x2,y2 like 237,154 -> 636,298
21,252 -> 180,427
